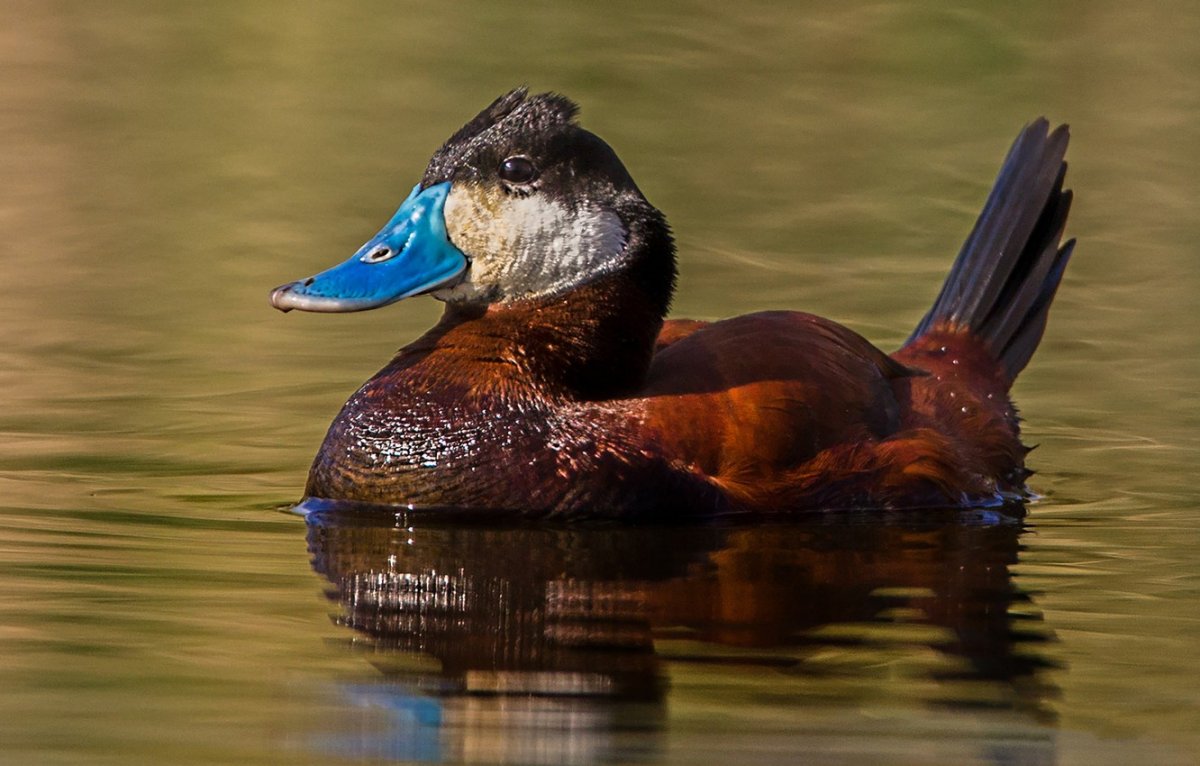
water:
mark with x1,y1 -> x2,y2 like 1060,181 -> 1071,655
1,2 -> 1198,764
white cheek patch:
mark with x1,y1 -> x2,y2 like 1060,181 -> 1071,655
440,184 -> 629,303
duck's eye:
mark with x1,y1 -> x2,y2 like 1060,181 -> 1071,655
498,156 -> 537,185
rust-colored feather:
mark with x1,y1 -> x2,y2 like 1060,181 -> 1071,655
298,110 -> 1072,518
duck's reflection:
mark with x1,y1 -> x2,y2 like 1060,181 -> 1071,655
306,503 -> 1056,763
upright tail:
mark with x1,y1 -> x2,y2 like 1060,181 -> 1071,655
906,119 -> 1074,382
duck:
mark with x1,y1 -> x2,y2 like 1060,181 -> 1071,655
270,88 -> 1074,519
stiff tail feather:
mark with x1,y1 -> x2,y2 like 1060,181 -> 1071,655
906,119 -> 1075,382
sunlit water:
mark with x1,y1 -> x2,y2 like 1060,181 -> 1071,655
1,2 -> 1198,764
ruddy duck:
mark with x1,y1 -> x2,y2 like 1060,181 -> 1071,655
271,89 -> 1073,519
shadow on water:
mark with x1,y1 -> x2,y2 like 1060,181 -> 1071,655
304,501 -> 1059,764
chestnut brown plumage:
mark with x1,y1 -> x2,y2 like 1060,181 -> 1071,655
287,92 -> 1074,518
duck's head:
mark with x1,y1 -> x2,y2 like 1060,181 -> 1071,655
270,89 -> 674,315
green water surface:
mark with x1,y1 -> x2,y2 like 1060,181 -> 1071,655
1,2 -> 1197,764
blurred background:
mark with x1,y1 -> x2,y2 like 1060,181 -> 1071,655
0,2 -> 1197,764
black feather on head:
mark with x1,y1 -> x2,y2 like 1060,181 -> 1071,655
422,88 -> 580,186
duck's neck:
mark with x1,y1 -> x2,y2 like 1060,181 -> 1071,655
424,276 -> 664,400
398,226 -> 675,402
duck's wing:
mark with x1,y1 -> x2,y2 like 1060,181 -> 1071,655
638,311 -> 916,482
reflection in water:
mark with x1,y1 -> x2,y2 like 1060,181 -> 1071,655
306,503 -> 1057,764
